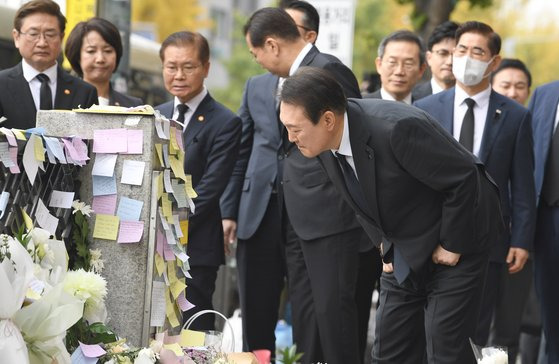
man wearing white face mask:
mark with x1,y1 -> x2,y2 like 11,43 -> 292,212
415,20 -> 536,351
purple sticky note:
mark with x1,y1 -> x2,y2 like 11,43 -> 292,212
72,137 -> 90,162
175,127 -> 184,152
117,220 -> 144,243
156,228 -> 165,257
91,194 -> 117,215
177,291 -> 195,312
61,138 -> 83,163
93,128 -> 128,153
163,240 -> 175,261
9,147 -> 20,173
79,342 -> 106,358
125,129 -> 143,154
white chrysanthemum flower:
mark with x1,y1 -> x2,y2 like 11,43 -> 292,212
89,248 -> 105,273
63,269 -> 107,322
28,227 -> 51,245
72,199 -> 94,216
38,243 -> 55,269
134,348 -> 158,364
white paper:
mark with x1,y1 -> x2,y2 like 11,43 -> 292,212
35,199 -> 59,235
120,160 -> 145,186
163,169 -> 173,193
124,115 -> 141,126
154,119 -> 166,139
22,135 -> 39,186
0,142 -> 14,167
0,191 -> 9,219
43,136 -> 67,164
92,153 -> 118,177
49,190 -> 75,209
172,214 -> 183,238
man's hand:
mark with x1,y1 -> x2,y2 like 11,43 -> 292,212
383,262 -> 394,273
222,219 -> 237,255
506,247 -> 529,274
432,244 -> 461,266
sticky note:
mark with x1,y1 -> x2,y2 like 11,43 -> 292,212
49,190 -> 75,209
179,220 -> 189,245
33,134 -> 45,162
12,129 -> 26,141
43,136 -> 66,164
161,193 -> 172,218
126,129 -> 143,154
35,199 -> 58,235
70,347 -> 98,364
150,280 -> 166,327
117,220 -> 144,243
156,228 -> 165,256
93,214 -> 120,240
163,343 -> 184,356
177,291 -> 195,312
91,194 -> 117,215
9,147 -> 19,173
0,127 -> 17,146
156,172 -> 163,201
169,156 -> 187,181
154,253 -> 165,276
92,175 -> 117,196
23,134 -> 39,185
155,144 -> 164,166
180,329 -> 205,347
121,160 -> 145,186
92,153 -> 118,177
116,197 -> 143,221
0,142 -> 14,167
93,128 -> 128,153
185,175 -> 197,198
170,278 -> 186,300
79,342 -> 106,358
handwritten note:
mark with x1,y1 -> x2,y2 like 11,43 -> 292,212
93,128 -> 128,153
0,127 -> 17,146
0,142 -> 14,167
150,280 -> 166,327
36,199 -> 58,235
126,129 -> 143,154
23,134 -> 39,185
116,197 -> 143,221
79,342 -> 106,358
49,190 -> 75,209
92,153 -> 117,177
43,136 -> 66,164
9,147 -> 19,173
93,214 -> 120,240
70,347 -> 98,364
179,220 -> 189,245
117,220 -> 144,243
121,160 -> 145,186
91,194 -> 117,215
92,175 -> 117,196
177,291 -> 195,312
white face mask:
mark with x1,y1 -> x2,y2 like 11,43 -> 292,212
452,55 -> 494,86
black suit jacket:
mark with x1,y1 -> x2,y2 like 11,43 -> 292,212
320,99 -> 504,273
0,63 -> 97,129
156,93 -> 241,266
412,81 -> 433,101
109,85 -> 143,107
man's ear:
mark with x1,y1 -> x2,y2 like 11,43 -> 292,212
323,110 -> 337,131
305,31 -> 318,44
265,37 -> 280,56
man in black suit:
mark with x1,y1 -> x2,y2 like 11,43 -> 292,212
415,22 -> 536,352
0,0 -> 97,130
155,31 -> 241,330
413,21 -> 459,100
221,7 -> 380,363
280,67 -> 504,364
363,30 -> 426,104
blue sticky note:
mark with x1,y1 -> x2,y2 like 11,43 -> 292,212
92,175 -> 117,196
116,197 -> 144,221
71,347 -> 98,364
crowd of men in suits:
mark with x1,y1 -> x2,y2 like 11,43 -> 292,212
1,0 -> 558,363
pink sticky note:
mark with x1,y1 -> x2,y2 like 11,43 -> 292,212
175,127 -> 184,152
126,129 -> 143,154
253,349 -> 272,364
9,147 -> 20,173
163,240 -> 175,261
79,342 -> 106,358
72,137 -> 90,162
93,128 -> 128,153
176,291 -> 195,312
61,138 -> 82,162
117,220 -> 144,243
156,229 -> 165,256
92,194 -> 117,215
0,128 -> 17,146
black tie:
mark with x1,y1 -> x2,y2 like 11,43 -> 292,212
176,103 -> 189,123
335,152 -> 369,214
459,98 -> 475,152
36,73 -> 52,110
542,126 -> 559,206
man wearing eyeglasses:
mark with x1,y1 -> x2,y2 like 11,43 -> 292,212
0,0 -> 97,130
413,21 -> 460,100
364,30 -> 426,104
415,21 -> 536,352
155,31 -> 241,331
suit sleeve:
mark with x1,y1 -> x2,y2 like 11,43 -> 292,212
84,85 -> 98,108
323,62 -> 362,99
193,114 -> 242,219
389,115 -> 482,253
220,79 -> 255,220
509,110 -> 536,250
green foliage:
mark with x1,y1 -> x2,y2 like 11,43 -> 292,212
276,345 -> 304,364
14,223 -> 31,248
72,210 -> 91,271
66,319 -> 118,356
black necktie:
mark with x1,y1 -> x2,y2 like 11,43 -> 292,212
335,152 -> 369,214
542,125 -> 559,206
36,73 -> 52,110
459,98 -> 475,152
176,103 -> 189,123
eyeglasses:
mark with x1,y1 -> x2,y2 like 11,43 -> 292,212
163,63 -> 203,75
432,49 -> 452,58
382,58 -> 418,71
18,30 -> 60,42
296,24 -> 312,32
454,44 -> 487,57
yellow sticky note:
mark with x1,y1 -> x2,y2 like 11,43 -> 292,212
169,156 -> 187,181
170,278 -> 186,300
177,150 -> 185,165
167,260 -> 178,283
156,172 -> 163,201
179,220 -> 188,245
180,329 -> 205,347
33,135 -> 45,162
165,288 -> 180,328
21,208 -> 34,230
169,127 -> 179,155
93,214 -> 120,240
184,175 -> 197,198
162,193 -> 172,218
155,254 -> 165,277
12,129 -> 27,141
155,144 -> 164,166
163,343 -> 184,356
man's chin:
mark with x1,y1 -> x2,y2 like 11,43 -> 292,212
298,147 -> 317,158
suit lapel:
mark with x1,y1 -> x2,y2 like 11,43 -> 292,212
8,64 -> 36,121
477,91 -> 506,162
54,67 -> 77,109
439,89 -> 455,133
184,93 -> 212,147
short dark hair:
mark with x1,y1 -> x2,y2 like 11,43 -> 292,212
455,21 -> 501,56
427,21 -> 459,51
244,7 -> 300,47
14,0 -> 66,33
490,58 -> 532,87
159,31 -> 210,64
64,17 -> 123,77
281,0 -> 320,34
281,67 -> 347,125
378,30 -> 426,66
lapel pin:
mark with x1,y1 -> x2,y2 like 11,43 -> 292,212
495,109 -> 502,119
64,89 -> 71,95
198,115 -> 205,122
115,102 -> 120,106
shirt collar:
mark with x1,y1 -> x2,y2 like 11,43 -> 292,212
22,59 -> 57,83
430,78 -> 444,94
331,112 -> 351,157
289,43 -> 313,76
173,86 -> 208,114
380,87 -> 412,105
455,84 -> 492,109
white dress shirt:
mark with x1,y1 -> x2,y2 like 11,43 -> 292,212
430,78 -> 445,95
380,87 -> 412,105
21,59 -> 57,111
289,43 -> 313,76
453,85 -> 492,156
331,113 -> 357,176
172,86 -> 208,131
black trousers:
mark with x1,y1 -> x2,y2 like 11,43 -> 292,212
285,217 -> 364,364
373,250 -> 489,364
236,194 -> 286,353
183,265 -> 219,330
